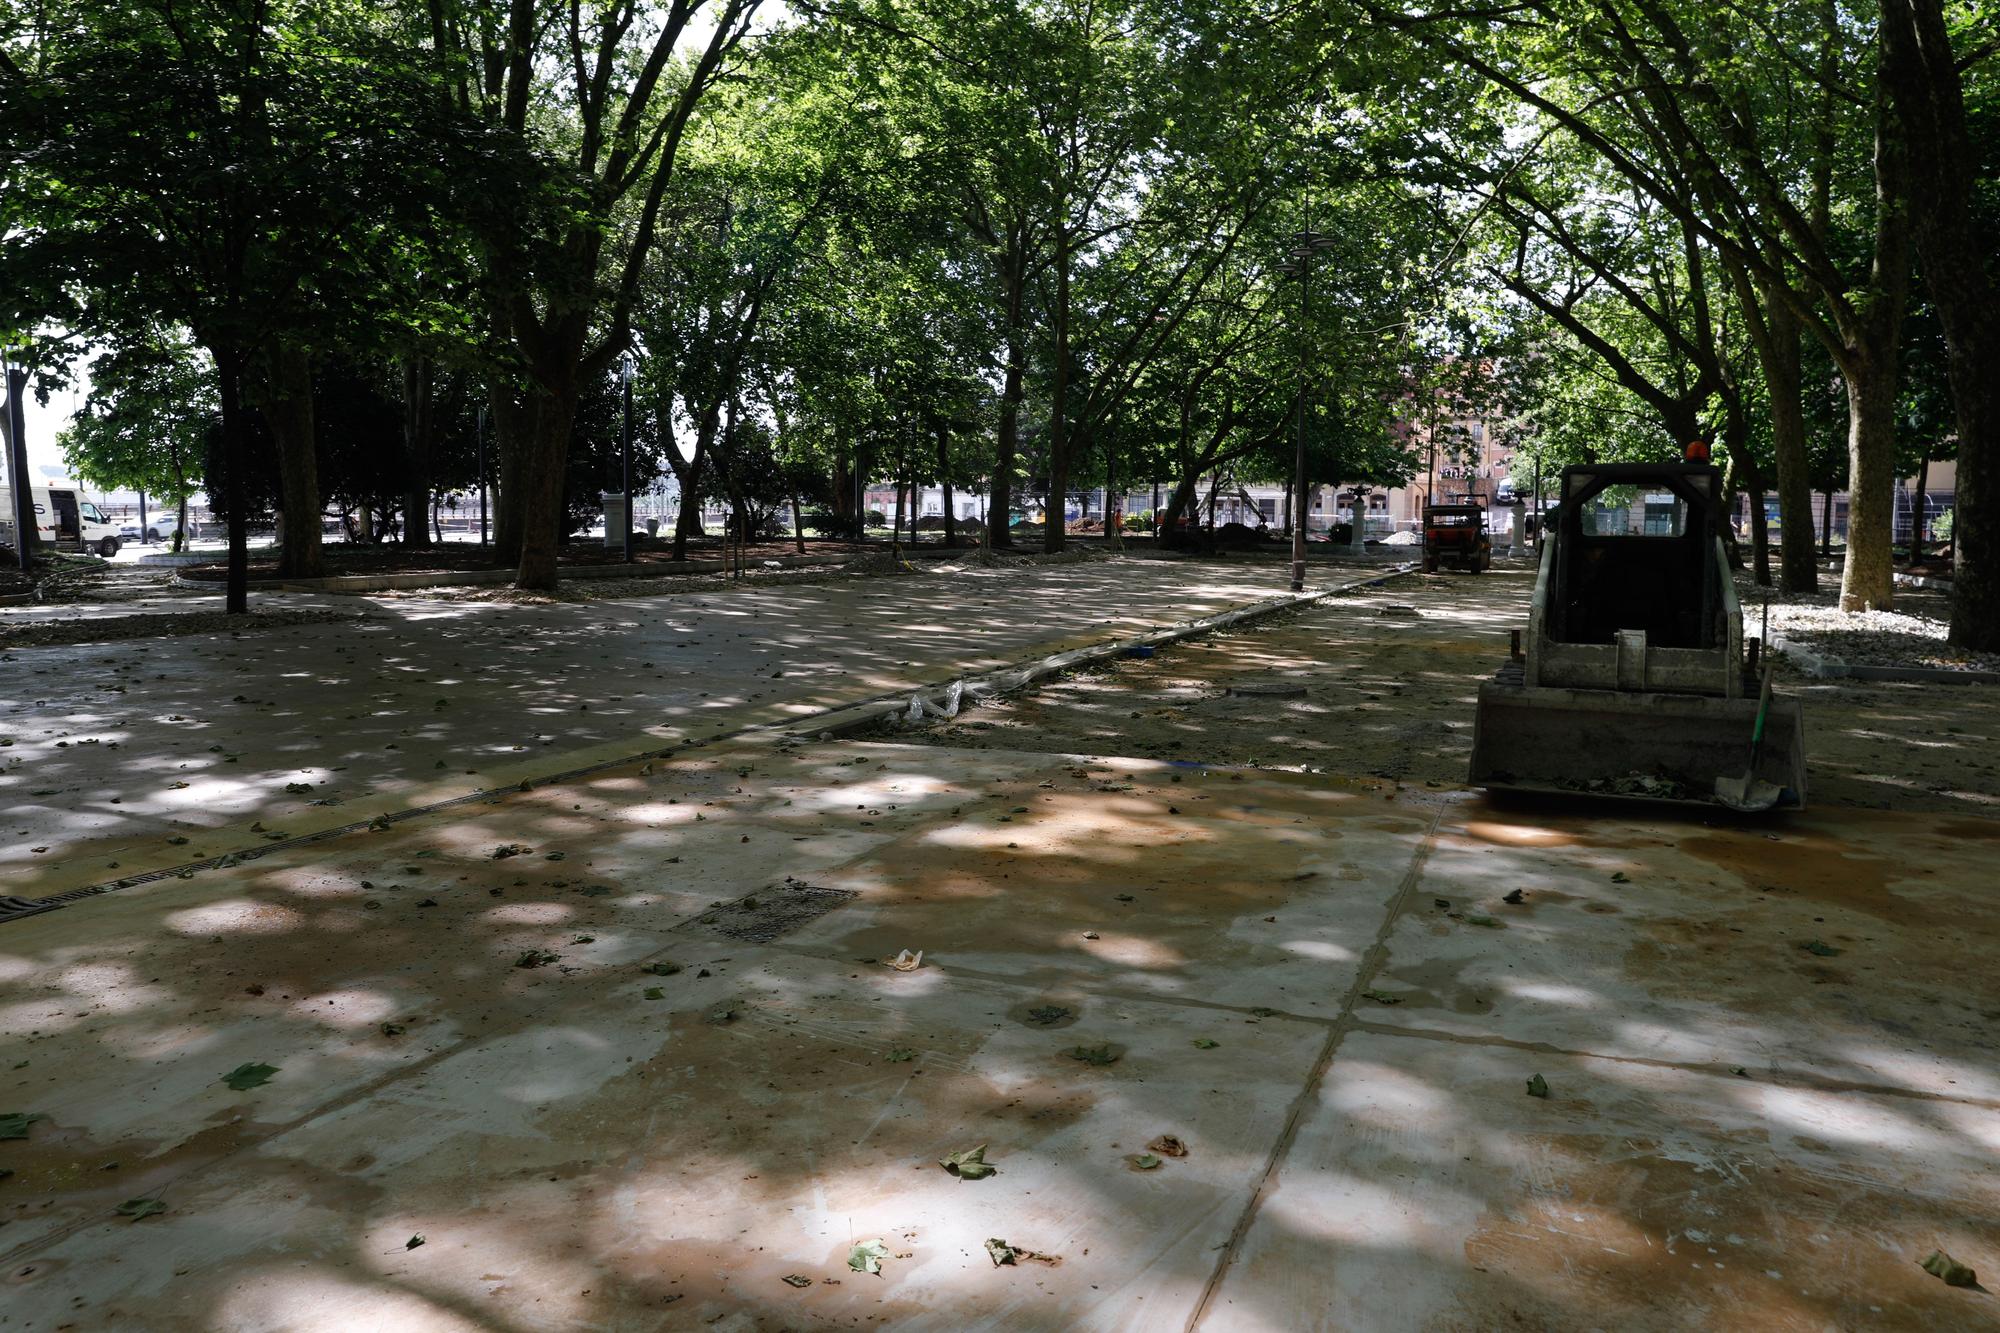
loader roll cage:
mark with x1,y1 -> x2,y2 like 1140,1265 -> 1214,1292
1549,464 -> 1721,652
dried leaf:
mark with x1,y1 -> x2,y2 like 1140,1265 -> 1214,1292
781,1273 -> 813,1288
220,1062 -> 278,1092
1191,1038 -> 1220,1049
0,1112 -> 47,1140
848,1238 -> 889,1275
1526,1074 -> 1549,1099
1801,939 -> 1840,957
115,1198 -> 167,1220
1067,1044 -> 1119,1067
643,987 -> 665,1001
1146,1135 -> 1188,1158
941,1144 -> 997,1180
985,1238 -> 1019,1267
888,949 -> 924,972
1919,1250 -> 1976,1287
1360,989 -> 1402,1005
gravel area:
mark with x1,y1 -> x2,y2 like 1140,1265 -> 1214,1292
1741,574 -> 2000,673
0,607 -> 361,650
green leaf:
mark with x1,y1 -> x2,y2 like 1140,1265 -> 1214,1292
645,962 -> 682,976
1191,1038 -> 1219,1049
1919,1250 -> 1976,1286
220,1062 -> 278,1092
405,1234 -> 425,1250
1066,1044 -> 1119,1066
1525,1074 -> 1549,1099
1609,872 -> 1629,883
1249,1007 -> 1278,1018
985,1237 -> 1019,1267
940,1144 -> 997,1179
116,1197 -> 167,1220
1360,989 -> 1403,1004
885,1048 -> 915,1062
0,1112 -> 48,1140
1129,1153 -> 1162,1170
848,1238 -> 889,1275
1800,939 -> 1839,957
644,987 -> 665,1000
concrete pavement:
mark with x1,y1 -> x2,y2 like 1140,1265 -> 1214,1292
2,732 -> 1993,1330
0,557 -> 1315,898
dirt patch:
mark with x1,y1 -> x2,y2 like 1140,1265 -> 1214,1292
877,562 -> 2000,817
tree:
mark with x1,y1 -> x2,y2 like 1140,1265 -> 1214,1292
58,337 -> 212,547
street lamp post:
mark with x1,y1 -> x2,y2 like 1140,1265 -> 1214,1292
1278,226 -> 1337,592
475,405 -> 488,546
619,352 -> 635,565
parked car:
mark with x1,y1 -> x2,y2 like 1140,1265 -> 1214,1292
0,483 -> 122,556
121,513 -> 195,543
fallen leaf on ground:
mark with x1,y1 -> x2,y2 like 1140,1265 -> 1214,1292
220,1062 -> 279,1092
1609,871 -> 1629,883
1191,1038 -> 1220,1049
1147,1135 -> 1188,1158
1025,1005 -> 1071,1026
0,1112 -> 47,1140
115,1198 -> 166,1220
1250,1007 -> 1278,1018
380,1022 -> 406,1037
986,1238 -> 1019,1267
1502,889 -> 1526,905
1526,1074 -> 1550,1099
848,1239 -> 889,1275
1801,939 -> 1840,957
1360,989 -> 1402,1005
781,1273 -> 813,1288
1127,1153 -> 1162,1170
940,1144 -> 997,1180
1067,1044 -> 1119,1067
888,949 -> 924,971
405,1235 -> 425,1250
515,950 -> 560,969
645,962 -> 682,976
643,987 -> 665,1000
1919,1250 -> 1976,1287
885,1048 -> 915,1063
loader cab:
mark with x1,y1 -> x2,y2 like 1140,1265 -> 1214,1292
1549,463 -> 1722,651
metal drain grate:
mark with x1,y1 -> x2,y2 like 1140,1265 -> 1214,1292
674,884 -> 858,943
0,896 -> 64,924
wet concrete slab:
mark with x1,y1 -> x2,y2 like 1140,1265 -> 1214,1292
3,735 -> 1996,1330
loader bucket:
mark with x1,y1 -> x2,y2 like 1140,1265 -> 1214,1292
1468,672 -> 1807,810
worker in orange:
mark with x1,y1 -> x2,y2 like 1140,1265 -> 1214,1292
1683,439 -> 1711,463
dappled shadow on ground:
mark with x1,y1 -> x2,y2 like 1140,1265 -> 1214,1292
0,557 -> 1304,893
3,734 -> 1995,1330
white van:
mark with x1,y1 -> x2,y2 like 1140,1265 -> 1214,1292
0,483 -> 124,556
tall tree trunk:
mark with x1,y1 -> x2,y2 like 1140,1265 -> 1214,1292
1822,491 -> 1834,558
1045,229 -> 1071,554
1838,353 -> 1902,611
1761,294 -> 1819,593
1880,0 -> 2000,648
259,342 -> 324,580
937,421 -> 957,549
1911,454 -> 1929,561
992,345 -> 1023,551
514,385 -> 577,591
216,353 -> 250,614
401,356 -> 434,550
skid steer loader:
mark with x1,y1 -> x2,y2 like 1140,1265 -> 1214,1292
1468,461 -> 1807,809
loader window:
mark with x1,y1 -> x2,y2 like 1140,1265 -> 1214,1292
1552,471 -> 1718,650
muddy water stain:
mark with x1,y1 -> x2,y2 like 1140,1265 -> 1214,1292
1678,830 -> 1912,923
